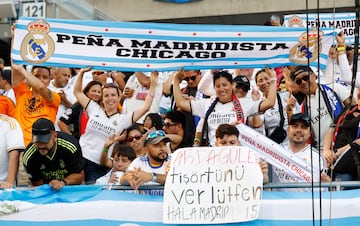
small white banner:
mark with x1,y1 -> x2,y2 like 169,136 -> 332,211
163,146 -> 263,224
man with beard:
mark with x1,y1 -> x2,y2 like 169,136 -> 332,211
121,130 -> 171,191
23,118 -> 84,190
271,113 -> 330,192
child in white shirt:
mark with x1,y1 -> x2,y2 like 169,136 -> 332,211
96,143 -> 136,185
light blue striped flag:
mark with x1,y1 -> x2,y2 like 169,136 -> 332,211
0,185 -> 359,225
12,17 -> 337,72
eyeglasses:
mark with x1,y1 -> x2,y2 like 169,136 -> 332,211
294,75 -> 310,85
127,134 -> 142,142
163,122 -> 177,128
146,130 -> 166,140
184,75 -> 197,82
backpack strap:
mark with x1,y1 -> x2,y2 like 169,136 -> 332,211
277,93 -> 285,128
200,97 -> 219,146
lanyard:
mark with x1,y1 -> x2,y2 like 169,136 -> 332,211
232,95 -> 244,123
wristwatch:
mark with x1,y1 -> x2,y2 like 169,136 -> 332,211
151,173 -> 158,182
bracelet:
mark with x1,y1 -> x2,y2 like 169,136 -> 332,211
102,147 -> 109,153
194,137 -> 201,143
61,179 -> 67,185
147,93 -> 155,98
337,46 -> 346,52
151,173 -> 158,182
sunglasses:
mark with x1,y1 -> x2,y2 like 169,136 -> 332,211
184,75 -> 197,82
146,130 -> 166,140
291,113 -> 310,121
294,75 -> 310,85
127,134 -> 142,142
163,122 -> 177,128
93,71 -> 105,76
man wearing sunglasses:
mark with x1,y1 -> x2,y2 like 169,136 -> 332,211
163,70 -> 206,146
163,110 -> 194,151
290,66 -> 349,152
120,130 -> 171,192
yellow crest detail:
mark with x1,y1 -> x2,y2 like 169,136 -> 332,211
289,29 -> 323,64
288,15 -> 304,27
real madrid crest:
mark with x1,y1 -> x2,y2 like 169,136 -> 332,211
289,29 -> 323,64
20,19 -> 55,64
288,15 -> 304,27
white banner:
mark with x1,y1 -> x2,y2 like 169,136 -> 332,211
163,146 -> 263,224
11,17 -> 337,72
236,124 -> 319,183
284,12 -> 355,44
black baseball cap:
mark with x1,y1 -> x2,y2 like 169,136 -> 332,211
32,118 -> 55,143
289,113 -> 310,127
290,66 -> 313,81
233,75 -> 250,91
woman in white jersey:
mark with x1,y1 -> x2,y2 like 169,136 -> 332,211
255,69 -> 299,144
173,68 -> 277,147
74,67 -> 158,184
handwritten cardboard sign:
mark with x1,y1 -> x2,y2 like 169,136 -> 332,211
163,146 -> 263,224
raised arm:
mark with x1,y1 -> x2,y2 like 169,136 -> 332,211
73,67 -> 92,108
135,72 -> 150,89
259,67 -> 277,112
99,134 -> 122,168
132,71 -> 158,122
10,24 -> 23,87
173,69 -> 191,112
111,71 -> 126,91
162,72 -> 175,96
198,69 -> 216,97
11,64 -> 54,103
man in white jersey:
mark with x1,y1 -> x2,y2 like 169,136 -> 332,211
121,130 -> 171,191
0,114 -> 25,188
48,67 -> 76,131
272,113 -> 330,192
290,66 -> 349,151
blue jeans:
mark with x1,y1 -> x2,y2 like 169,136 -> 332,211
84,159 -> 110,184
334,173 -> 353,182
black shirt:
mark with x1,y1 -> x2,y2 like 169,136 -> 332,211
23,132 -> 84,184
